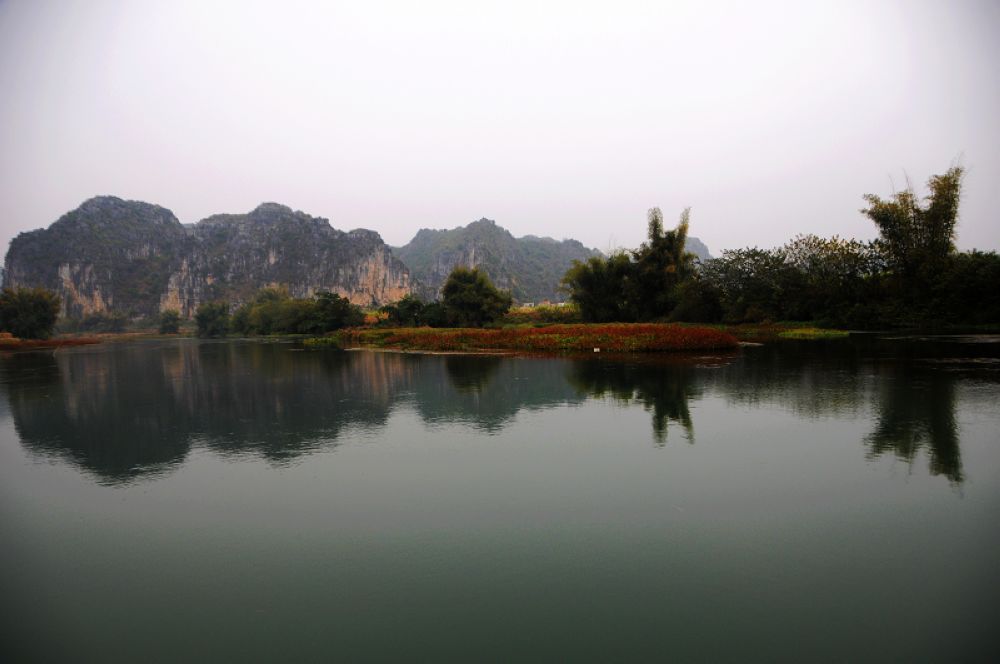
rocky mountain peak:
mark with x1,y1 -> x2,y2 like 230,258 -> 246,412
395,218 -> 602,303
4,197 -> 411,318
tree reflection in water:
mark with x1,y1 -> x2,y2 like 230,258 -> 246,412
865,361 -> 962,484
2,336 -> 994,486
568,356 -> 711,445
415,354 -> 584,433
444,355 -> 502,393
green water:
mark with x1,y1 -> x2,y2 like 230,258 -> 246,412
1,337 -> 998,662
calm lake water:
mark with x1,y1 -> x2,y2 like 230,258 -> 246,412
1,337 -> 998,662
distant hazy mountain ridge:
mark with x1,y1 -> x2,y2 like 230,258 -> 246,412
395,218 -> 711,303
395,218 -> 603,303
684,236 -> 711,263
4,197 -> 410,318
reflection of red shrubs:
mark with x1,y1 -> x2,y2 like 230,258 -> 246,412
343,324 -> 738,353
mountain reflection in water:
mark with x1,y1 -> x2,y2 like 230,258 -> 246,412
1,335 -> 994,486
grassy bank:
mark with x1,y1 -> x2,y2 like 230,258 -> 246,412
311,323 -> 739,354
710,323 -> 851,342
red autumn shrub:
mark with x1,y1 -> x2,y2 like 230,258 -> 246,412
343,323 -> 737,353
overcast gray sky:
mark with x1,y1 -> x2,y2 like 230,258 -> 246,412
1,0 -> 997,256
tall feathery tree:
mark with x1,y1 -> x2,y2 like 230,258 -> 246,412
632,207 -> 697,320
563,207 -> 697,322
861,166 -> 963,290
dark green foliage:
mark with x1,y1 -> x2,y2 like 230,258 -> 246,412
231,287 -> 292,335
378,295 -> 460,328
559,169 -> 996,328
699,247 -> 788,322
0,287 -> 61,339
312,291 -> 364,331
933,250 -> 1000,325
84,313 -> 128,333
441,267 -> 512,327
419,301 -> 449,327
700,236 -> 882,325
230,288 -> 363,336
862,167 -> 963,291
669,278 -> 723,323
692,166 -> 993,328
562,208 -> 697,323
631,208 -> 697,319
158,310 -> 181,334
195,302 -> 230,338
561,253 -> 636,322
396,294 -> 427,326
58,312 -> 130,334
380,294 -> 433,327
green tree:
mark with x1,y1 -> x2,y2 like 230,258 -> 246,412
699,247 -> 791,322
311,291 -> 363,331
195,302 -> 230,338
631,207 -> 697,320
861,166 -> 963,289
562,252 -> 636,322
441,267 -> 512,327
380,295 -> 428,327
699,237 -> 882,325
0,287 -> 61,339
561,207 -> 698,323
158,309 -> 181,334
935,250 -> 1000,324
242,287 -> 291,335
231,304 -> 252,335
230,289 -> 362,336
419,301 -> 449,327
669,276 -> 723,323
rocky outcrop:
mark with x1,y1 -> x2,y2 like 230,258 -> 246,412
395,218 -> 603,303
685,236 -> 711,263
4,197 -> 411,318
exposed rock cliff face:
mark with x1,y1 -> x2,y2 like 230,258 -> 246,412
395,218 -> 602,303
4,197 -> 411,318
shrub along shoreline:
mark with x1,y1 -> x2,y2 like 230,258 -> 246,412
0,334 -> 101,350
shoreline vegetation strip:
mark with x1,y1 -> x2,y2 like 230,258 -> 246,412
310,323 -> 740,353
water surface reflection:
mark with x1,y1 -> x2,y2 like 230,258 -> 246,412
1,336 -> 995,486
568,358 -> 703,444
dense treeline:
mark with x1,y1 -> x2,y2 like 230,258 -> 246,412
562,167 -> 1000,327
194,288 -> 365,338
59,312 -> 129,334
230,288 -> 364,336
379,267 -> 512,328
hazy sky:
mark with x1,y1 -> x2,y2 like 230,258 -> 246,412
1,0 -> 997,256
